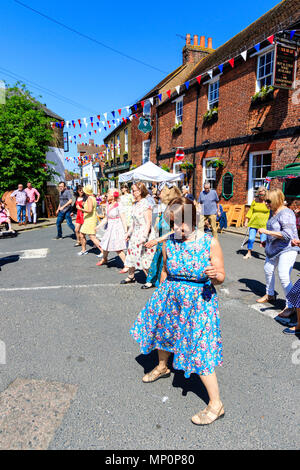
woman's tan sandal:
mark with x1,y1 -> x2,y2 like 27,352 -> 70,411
256,294 -> 276,304
191,404 -> 225,426
142,367 -> 171,384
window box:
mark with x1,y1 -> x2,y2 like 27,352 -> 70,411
251,85 -> 275,106
171,122 -> 182,135
203,107 -> 218,125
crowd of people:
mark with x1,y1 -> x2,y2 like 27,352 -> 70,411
53,180 -> 299,426
1,176 -> 299,425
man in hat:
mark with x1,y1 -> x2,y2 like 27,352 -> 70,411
54,181 -> 75,240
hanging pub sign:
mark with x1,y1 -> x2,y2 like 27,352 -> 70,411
138,117 -> 152,134
274,44 -> 296,90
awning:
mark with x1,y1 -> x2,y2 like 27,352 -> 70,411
267,163 -> 300,179
119,161 -> 184,183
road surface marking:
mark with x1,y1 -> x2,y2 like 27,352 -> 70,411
0,283 -> 122,292
249,303 -> 278,319
0,248 -> 48,259
0,378 -> 77,450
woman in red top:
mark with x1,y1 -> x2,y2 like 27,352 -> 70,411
74,186 -> 87,247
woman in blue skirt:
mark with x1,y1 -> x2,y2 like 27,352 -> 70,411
130,197 -> 225,426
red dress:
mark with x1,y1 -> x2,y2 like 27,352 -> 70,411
76,199 -> 84,225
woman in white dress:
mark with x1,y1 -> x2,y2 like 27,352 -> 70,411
121,182 -> 155,284
97,189 -> 127,267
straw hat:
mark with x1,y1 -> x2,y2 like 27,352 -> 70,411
83,185 -> 93,196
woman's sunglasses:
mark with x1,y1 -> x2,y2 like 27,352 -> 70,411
265,199 -> 271,204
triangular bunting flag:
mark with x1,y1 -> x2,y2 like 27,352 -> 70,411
290,30 -> 296,40
176,85 -> 180,95
166,90 -> 171,98
185,81 -> 189,90
104,113 -> 107,120
141,100 -> 145,108
208,70 -> 213,79
196,75 -> 202,85
118,109 -> 122,115
241,51 -> 247,61
254,43 -> 260,52
149,97 -> 154,105
267,35 -> 274,44
218,64 -> 224,73
158,94 -> 162,102
111,111 -> 115,118
229,58 -> 235,68
97,115 -> 100,120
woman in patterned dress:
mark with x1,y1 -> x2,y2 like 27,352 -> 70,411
130,197 -> 226,425
282,238 -> 300,336
96,189 -> 127,267
121,182 -> 155,284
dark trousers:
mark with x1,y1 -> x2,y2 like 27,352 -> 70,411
56,210 -> 75,238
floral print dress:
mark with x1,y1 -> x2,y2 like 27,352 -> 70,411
125,198 -> 155,270
130,233 -> 223,377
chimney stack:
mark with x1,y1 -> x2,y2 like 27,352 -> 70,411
182,34 -> 213,65
186,33 -> 191,45
200,36 -> 205,48
193,34 -> 198,46
207,37 -> 213,49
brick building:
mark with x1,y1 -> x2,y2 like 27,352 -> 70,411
77,139 -> 106,193
128,0 -> 300,204
103,121 -> 132,188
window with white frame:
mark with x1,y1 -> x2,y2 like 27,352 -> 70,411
208,79 -> 219,109
117,134 -> 120,155
143,100 -> 151,117
248,152 -> 272,204
203,159 -> 217,189
175,97 -> 183,124
124,128 -> 128,152
142,140 -> 150,164
257,50 -> 274,89
173,161 -> 182,174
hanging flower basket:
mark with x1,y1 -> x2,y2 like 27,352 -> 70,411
203,107 -> 218,125
161,164 -> 171,172
206,159 -> 225,169
171,122 -> 182,135
251,85 -> 275,106
180,161 -> 194,171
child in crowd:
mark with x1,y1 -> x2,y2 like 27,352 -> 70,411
0,199 -> 14,232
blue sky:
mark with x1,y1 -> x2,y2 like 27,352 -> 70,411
2,0 -> 279,171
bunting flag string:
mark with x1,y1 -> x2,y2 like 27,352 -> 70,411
54,29 -> 288,133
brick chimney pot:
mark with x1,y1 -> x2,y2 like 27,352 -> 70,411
207,37 -> 213,49
200,36 -> 205,48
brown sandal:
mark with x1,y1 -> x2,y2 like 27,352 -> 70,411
191,403 -> 225,426
142,366 -> 171,383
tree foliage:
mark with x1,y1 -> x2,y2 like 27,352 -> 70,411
0,83 -> 56,195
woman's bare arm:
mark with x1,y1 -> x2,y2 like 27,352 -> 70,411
204,238 -> 225,285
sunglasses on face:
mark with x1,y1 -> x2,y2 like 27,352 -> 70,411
265,199 -> 271,204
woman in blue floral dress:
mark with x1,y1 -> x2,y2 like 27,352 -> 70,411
130,197 -> 225,426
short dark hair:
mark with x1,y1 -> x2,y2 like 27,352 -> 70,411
58,181 -> 66,187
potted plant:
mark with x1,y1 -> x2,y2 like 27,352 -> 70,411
251,85 -> 275,105
203,107 -> 218,124
171,121 -> 182,135
130,164 -> 137,170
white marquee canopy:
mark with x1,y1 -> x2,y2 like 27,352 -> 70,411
119,161 -> 184,183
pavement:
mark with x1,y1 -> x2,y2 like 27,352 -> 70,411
0,225 -> 299,450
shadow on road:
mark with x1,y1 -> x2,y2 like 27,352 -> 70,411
135,351 -> 209,403
236,249 -> 265,260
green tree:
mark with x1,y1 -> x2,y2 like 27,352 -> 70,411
0,83 -> 56,195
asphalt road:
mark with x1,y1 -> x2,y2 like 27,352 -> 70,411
0,224 -> 299,450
